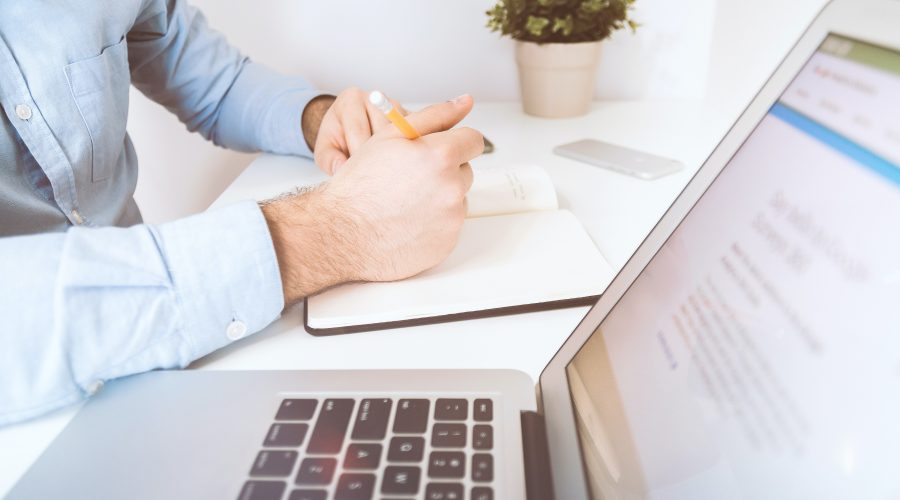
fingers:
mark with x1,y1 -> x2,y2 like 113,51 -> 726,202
459,162 -> 474,193
425,126 -> 485,166
368,96 -> 408,133
341,102 -> 373,155
314,141 -> 348,175
315,88 -> 419,174
403,94 -> 474,137
313,120 -> 349,175
365,98 -> 391,132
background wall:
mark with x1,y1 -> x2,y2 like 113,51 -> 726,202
131,0 -> 827,224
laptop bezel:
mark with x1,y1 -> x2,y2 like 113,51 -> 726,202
533,1 -> 900,498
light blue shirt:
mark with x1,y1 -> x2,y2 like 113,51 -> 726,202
0,0 -> 320,424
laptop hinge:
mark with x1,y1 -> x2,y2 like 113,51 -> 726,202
521,410 -> 556,500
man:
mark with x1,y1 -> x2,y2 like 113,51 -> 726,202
0,1 -> 482,424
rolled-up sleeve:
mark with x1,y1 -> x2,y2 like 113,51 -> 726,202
0,201 -> 285,425
127,0 -> 321,156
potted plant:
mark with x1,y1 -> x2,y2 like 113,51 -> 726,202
487,0 -> 637,118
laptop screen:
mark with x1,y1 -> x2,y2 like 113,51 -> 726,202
566,34 -> 900,499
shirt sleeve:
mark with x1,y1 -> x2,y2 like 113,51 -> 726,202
127,0 -> 322,157
0,201 -> 285,425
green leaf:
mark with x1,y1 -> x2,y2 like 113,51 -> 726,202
580,0 -> 608,14
552,15 -> 574,36
525,15 -> 550,37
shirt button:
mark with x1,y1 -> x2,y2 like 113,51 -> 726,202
71,209 -> 85,225
15,104 -> 32,121
226,320 -> 247,341
87,380 -> 104,395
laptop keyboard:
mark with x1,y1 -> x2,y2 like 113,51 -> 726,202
238,397 -> 496,500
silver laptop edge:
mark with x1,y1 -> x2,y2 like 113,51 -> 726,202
538,1 -> 900,498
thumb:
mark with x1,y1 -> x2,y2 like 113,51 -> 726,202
403,94 -> 474,136
314,140 -> 348,176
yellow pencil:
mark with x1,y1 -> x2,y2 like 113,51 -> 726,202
369,90 -> 419,140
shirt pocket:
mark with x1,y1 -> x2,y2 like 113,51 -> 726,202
64,38 -> 130,183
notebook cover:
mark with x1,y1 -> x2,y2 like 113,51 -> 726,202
302,294 -> 599,336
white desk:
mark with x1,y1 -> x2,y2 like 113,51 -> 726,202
0,100 -> 737,496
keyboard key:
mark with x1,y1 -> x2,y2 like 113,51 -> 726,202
250,450 -> 298,477
335,473 -> 375,500
425,482 -> 464,500
381,466 -> 421,495
288,490 -> 326,500
472,425 -> 493,450
431,423 -> 466,448
351,398 -> 392,440
276,399 -> 318,421
471,486 -> 494,500
434,399 -> 467,421
239,480 -> 287,500
344,443 -> 381,469
427,452 -> 465,479
307,399 -> 354,454
264,423 -> 308,447
393,399 -> 429,433
473,399 -> 493,422
387,436 -> 425,462
472,454 -> 493,482
295,458 -> 337,485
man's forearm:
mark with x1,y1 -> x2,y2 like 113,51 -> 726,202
261,186 -> 364,305
301,95 -> 337,152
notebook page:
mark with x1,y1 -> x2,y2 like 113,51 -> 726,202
466,164 -> 558,218
307,210 -> 614,329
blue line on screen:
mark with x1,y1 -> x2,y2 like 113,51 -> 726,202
771,102 -> 900,188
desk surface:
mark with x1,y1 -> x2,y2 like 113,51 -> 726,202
0,100 -> 737,496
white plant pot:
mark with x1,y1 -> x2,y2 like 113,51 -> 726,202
515,40 -> 603,118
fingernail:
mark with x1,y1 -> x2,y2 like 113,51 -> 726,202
450,94 -> 470,104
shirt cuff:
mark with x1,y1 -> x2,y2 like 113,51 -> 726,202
156,200 -> 285,363
221,60 -> 326,158
262,84 -> 325,158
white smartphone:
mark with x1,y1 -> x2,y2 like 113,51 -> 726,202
553,138 -> 683,180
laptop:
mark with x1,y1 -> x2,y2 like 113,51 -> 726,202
9,0 -> 900,498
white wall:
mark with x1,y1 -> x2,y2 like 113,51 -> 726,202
131,0 -> 826,224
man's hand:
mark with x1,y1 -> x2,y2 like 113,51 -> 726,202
305,87 -> 408,176
264,95 -> 482,305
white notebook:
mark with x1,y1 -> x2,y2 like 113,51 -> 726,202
305,164 -> 615,335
